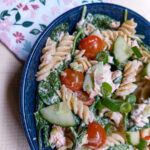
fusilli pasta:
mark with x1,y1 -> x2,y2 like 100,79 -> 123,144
116,60 -> 143,98
135,79 -> 150,103
101,19 -> 137,50
75,50 -> 93,72
140,49 -> 150,63
60,85 -> 95,124
98,133 -> 125,150
36,38 -> 57,81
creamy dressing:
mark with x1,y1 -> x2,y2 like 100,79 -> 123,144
131,104 -> 150,127
89,64 -> 121,98
109,21 -> 120,28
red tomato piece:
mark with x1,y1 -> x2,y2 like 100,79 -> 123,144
60,68 -> 84,91
75,91 -> 94,106
79,35 -> 104,59
85,122 -> 106,149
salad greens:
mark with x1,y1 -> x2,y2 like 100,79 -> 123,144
34,5 -> 150,150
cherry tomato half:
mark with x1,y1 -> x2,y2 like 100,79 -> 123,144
75,91 -> 94,106
60,68 -> 84,91
79,35 -> 104,59
85,122 -> 106,149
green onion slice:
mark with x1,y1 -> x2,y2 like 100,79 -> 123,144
120,103 -> 132,114
102,97 -> 122,112
104,123 -> 114,136
124,9 -> 128,22
101,82 -> 112,97
96,51 -> 108,64
126,94 -> 136,104
132,46 -> 143,58
96,100 -> 105,111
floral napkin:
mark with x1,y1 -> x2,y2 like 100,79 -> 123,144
0,0 -> 112,61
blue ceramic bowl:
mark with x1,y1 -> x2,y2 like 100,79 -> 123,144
20,3 -> 150,150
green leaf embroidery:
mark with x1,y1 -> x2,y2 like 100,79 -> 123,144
22,21 -> 34,27
0,10 -> 10,20
11,8 -> 18,11
39,0 -> 46,5
39,24 -> 46,31
30,29 -> 41,35
15,12 -> 21,22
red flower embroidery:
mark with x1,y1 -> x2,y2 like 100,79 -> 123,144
13,32 -> 24,44
23,5 -> 29,11
17,3 -> 22,9
31,4 -> 39,10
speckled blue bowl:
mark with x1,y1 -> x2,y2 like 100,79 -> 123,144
20,3 -> 150,150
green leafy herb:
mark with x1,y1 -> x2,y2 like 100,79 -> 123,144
132,46 -> 143,58
108,144 -> 133,150
102,97 -> 122,112
86,13 -> 118,30
96,100 -> 105,111
101,82 -> 112,97
95,116 -> 110,127
120,103 -> 132,114
38,80 -> 60,105
48,70 -> 61,91
124,9 -> 128,22
126,94 -> 136,104
113,75 -> 123,84
43,125 -> 51,147
50,22 -> 69,42
96,51 -> 108,64
135,139 -> 147,150
104,123 -> 114,136
71,126 -> 89,150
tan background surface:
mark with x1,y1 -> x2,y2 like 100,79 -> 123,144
0,1 -> 150,150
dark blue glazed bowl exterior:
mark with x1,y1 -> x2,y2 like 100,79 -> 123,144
20,3 -> 150,150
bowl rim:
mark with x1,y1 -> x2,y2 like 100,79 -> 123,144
20,2 -> 150,150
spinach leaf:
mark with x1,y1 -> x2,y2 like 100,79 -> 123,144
57,59 -> 70,73
43,125 -> 51,147
34,111 -> 49,150
95,116 -> 110,127
71,126 -> 89,150
38,80 -> 60,105
48,70 -> 61,91
86,13 -> 118,30
129,117 -> 150,132
50,22 -> 69,42
108,144 -> 133,150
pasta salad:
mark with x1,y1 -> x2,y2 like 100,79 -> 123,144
34,6 -> 150,150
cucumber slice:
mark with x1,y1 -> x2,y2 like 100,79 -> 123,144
126,131 -> 140,146
40,102 -> 76,127
142,62 -> 150,77
83,62 -> 103,93
78,146 -> 90,150
143,104 -> 150,116
114,36 -> 133,63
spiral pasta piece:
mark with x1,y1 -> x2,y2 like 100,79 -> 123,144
98,133 -> 125,150
140,49 -> 150,63
135,79 -> 150,103
101,19 -> 137,50
75,50 -> 93,72
52,33 -> 74,68
60,85 -> 95,124
118,19 -> 137,38
36,38 -> 57,81
116,60 -> 143,98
